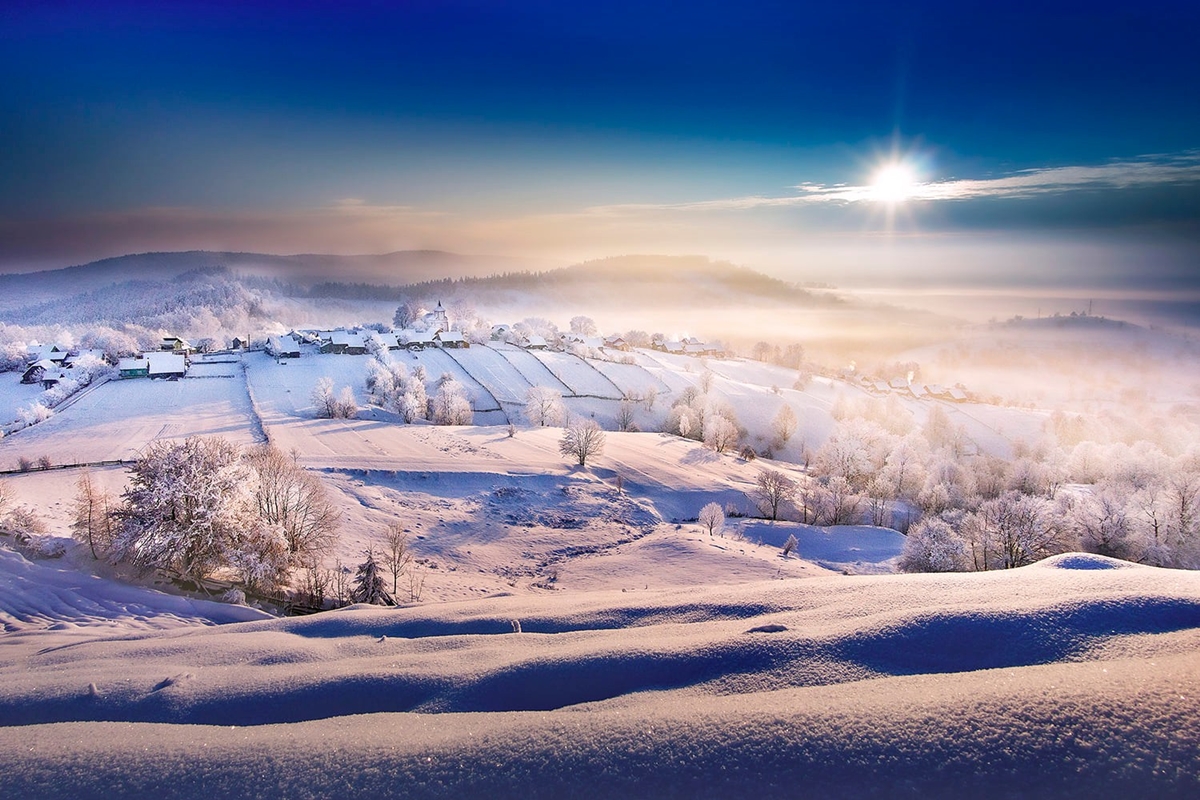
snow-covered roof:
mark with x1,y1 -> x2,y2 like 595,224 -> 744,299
147,353 -> 186,375
398,329 -> 436,344
118,357 -> 148,371
269,335 -> 300,353
524,335 -> 548,348
65,349 -> 106,365
436,330 -> 467,344
330,331 -> 366,348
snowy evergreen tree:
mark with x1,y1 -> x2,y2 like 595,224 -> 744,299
350,550 -> 393,605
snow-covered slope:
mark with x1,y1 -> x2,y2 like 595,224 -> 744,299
1,558 -> 1198,798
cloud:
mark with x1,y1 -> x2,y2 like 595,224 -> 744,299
580,152 -> 1200,214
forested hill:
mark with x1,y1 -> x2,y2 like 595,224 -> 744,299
311,255 -> 844,309
0,249 -> 531,314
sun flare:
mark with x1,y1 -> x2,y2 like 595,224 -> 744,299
870,162 -> 919,203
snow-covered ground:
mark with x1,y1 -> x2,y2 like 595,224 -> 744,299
0,370 -> 43,426
1,549 -> 1198,798
4,340 -> 1199,797
0,373 -> 260,470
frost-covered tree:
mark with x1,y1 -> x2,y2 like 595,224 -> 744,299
1065,487 -> 1140,563
898,518 -> 968,572
311,377 -> 338,418
525,386 -> 565,427
753,469 -> 797,521
312,378 -> 357,419
17,401 -> 53,428
350,549 -> 392,605
559,418 -> 606,466
703,415 -> 739,454
962,491 -> 1070,570
815,476 -> 862,526
112,437 -> 274,585
569,316 -> 597,336
393,300 -> 423,330
698,501 -> 725,537
771,405 -> 798,447
433,376 -> 473,425
782,533 -> 798,558
334,387 -> 358,419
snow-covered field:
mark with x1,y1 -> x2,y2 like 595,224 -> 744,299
4,342 -> 1200,797
0,370 -> 43,426
0,373 -> 260,470
1,549 -> 1198,798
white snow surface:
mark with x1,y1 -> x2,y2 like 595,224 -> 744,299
4,348 -> 1199,797
1,558 -> 1199,798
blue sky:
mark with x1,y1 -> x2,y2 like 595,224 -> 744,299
1,0 -> 1198,288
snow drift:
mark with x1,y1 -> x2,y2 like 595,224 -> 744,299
1,552 -> 1198,798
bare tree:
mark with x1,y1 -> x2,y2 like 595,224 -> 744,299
71,470 -> 115,559
382,523 -> 414,598
559,418 -> 606,466
246,444 -> 339,567
525,386 -> 565,427
753,469 -> 797,521
407,562 -> 427,602
615,399 -> 637,432
698,501 -> 725,537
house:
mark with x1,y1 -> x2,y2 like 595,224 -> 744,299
118,357 -> 150,379
683,342 -> 719,357
65,349 -> 107,368
21,359 -> 56,384
888,377 -> 909,392
321,330 -> 367,355
603,335 -> 630,352
267,335 -> 301,358
27,344 -> 69,365
434,330 -> 469,349
393,329 -> 435,350
161,336 -> 195,354
147,352 -> 187,378
947,387 -> 968,402
522,334 -> 548,350
662,341 -> 686,355
40,369 -> 70,390
491,324 -> 512,341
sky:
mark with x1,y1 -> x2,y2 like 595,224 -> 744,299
1,0 -> 1199,293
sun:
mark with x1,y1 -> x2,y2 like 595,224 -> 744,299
870,162 -> 919,203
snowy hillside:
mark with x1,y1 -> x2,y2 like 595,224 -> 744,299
1,551 -> 1198,798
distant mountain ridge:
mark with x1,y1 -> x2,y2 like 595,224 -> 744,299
0,249 -> 539,314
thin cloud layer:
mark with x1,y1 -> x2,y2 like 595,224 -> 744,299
585,152 -> 1200,214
